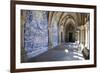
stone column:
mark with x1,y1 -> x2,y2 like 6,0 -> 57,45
58,28 -> 61,45
48,26 -> 53,49
76,31 -> 79,43
79,30 -> 81,44
82,28 -> 86,47
21,10 -> 27,62
85,27 -> 87,47
80,30 -> 82,43
85,22 -> 89,49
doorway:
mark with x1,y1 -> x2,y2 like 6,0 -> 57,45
69,32 -> 73,42
61,32 -> 63,42
68,32 -> 75,42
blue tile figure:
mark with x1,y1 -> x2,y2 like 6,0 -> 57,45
24,10 -> 48,58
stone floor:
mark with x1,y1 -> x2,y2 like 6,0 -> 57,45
27,43 -> 84,62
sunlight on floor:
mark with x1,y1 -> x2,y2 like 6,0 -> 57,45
73,52 -> 83,57
65,49 -> 69,53
73,55 -> 84,60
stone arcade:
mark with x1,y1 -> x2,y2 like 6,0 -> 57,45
21,10 -> 90,62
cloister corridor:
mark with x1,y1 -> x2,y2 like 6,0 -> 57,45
21,10 -> 90,63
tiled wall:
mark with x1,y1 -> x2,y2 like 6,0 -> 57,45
24,10 -> 48,58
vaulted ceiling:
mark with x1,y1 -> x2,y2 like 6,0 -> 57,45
48,11 -> 89,28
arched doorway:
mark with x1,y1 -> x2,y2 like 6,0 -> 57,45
65,23 -> 75,43
68,32 -> 74,42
